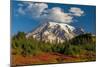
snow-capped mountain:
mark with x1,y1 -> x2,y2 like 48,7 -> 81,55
26,22 -> 84,43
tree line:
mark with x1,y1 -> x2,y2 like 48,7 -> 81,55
11,32 -> 96,57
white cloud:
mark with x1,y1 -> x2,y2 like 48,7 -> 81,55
17,2 -> 84,24
44,7 -> 73,23
18,3 -> 24,7
18,7 -> 25,15
17,2 -> 48,18
69,7 -> 84,16
26,2 -> 48,18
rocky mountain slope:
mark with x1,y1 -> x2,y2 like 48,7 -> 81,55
26,22 -> 84,43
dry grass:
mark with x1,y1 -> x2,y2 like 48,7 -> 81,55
11,52 -> 96,66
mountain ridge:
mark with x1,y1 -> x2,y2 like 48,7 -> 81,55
26,22 -> 84,43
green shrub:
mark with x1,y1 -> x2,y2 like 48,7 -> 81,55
11,32 -> 96,57
71,33 -> 95,45
82,44 -> 96,52
63,44 -> 80,56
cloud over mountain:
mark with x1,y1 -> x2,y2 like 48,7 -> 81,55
69,7 -> 84,16
17,2 -> 84,24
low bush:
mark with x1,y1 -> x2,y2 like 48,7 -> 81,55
11,32 -> 96,57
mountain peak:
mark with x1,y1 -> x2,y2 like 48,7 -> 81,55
26,22 -> 84,43
47,22 -> 75,31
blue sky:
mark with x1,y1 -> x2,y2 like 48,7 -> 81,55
11,1 -> 96,35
